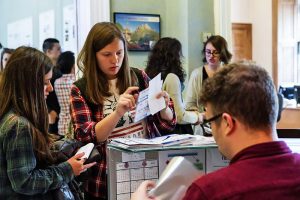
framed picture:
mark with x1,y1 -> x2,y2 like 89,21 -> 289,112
114,12 -> 160,51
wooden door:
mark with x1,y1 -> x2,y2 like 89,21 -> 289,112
231,23 -> 252,62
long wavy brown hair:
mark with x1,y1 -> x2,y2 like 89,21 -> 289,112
0,46 -> 54,164
77,22 -> 133,105
145,37 -> 186,83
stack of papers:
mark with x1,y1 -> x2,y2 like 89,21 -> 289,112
110,134 -> 197,149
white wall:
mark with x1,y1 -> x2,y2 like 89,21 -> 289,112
231,0 -> 273,76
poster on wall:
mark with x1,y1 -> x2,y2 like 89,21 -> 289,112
39,10 -> 55,51
63,4 -> 77,53
7,17 -> 33,48
114,13 -> 160,51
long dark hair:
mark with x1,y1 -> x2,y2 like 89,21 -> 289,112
0,46 -> 54,164
77,22 -> 132,105
145,37 -> 186,83
202,35 -> 232,64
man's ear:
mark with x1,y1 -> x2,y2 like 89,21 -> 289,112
222,113 -> 235,136
46,49 -> 52,56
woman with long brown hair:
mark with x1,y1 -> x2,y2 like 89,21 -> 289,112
70,22 -> 176,199
0,46 -> 95,199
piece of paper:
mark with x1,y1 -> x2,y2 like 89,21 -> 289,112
134,73 -> 166,122
134,88 -> 151,122
148,73 -> 166,115
148,156 -> 203,200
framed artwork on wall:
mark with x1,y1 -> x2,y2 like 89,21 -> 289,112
113,12 -> 160,51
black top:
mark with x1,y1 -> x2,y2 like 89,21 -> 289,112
46,67 -> 62,134
202,66 -> 209,82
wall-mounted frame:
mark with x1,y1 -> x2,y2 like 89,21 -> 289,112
113,12 -> 160,51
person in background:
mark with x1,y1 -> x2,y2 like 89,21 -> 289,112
132,63 -> 300,199
70,22 -> 176,200
42,38 -> 62,135
54,51 -> 76,136
0,48 -> 15,71
0,46 -> 95,199
185,35 -> 232,135
42,38 -> 62,66
145,37 -> 202,135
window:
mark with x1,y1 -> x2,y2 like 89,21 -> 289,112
278,0 -> 300,85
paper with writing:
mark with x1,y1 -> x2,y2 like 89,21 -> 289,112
148,73 -> 166,115
134,73 -> 165,122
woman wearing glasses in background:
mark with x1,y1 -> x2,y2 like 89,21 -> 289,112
185,35 -> 232,135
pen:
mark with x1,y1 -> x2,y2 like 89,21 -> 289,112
162,136 -> 171,141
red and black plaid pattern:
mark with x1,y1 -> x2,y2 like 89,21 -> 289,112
70,69 -> 176,198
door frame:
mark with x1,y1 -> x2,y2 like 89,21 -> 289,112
272,0 -> 278,88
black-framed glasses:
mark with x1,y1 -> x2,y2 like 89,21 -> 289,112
201,113 -> 222,137
205,50 -> 220,57
203,113 -> 223,125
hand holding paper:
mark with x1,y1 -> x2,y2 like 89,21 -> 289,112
148,73 -> 166,115
134,73 -> 170,122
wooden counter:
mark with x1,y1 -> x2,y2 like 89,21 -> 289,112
277,107 -> 300,129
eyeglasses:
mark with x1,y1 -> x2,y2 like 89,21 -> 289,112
201,113 -> 222,137
202,113 -> 223,125
205,50 -> 220,57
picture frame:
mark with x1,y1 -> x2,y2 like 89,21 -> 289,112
113,12 -> 161,51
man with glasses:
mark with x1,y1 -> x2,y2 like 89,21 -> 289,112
132,63 -> 300,199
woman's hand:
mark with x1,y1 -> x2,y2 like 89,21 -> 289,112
115,86 -> 139,117
67,152 -> 96,176
131,180 -> 157,200
157,91 -> 173,121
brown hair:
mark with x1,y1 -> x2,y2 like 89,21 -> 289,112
0,46 -> 54,164
202,35 -> 232,64
200,63 -> 278,130
77,22 -> 133,105
145,37 -> 186,83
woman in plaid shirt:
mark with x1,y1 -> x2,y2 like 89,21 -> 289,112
0,46 -> 95,199
70,22 -> 176,199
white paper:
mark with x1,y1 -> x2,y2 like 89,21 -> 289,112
63,4 -> 77,52
134,88 -> 151,122
8,18 -> 33,48
133,73 -> 166,122
148,156 -> 203,200
75,143 -> 94,159
130,168 -> 144,180
117,181 -> 130,194
148,73 -> 166,115
121,152 -> 145,162
117,169 -> 130,182
144,167 -> 159,179
39,10 -> 55,50
111,134 -> 196,149
117,193 -> 130,200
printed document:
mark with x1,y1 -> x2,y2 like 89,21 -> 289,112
134,73 -> 165,122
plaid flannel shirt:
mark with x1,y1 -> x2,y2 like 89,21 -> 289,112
54,74 -> 76,136
70,69 -> 176,198
0,110 -> 74,200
